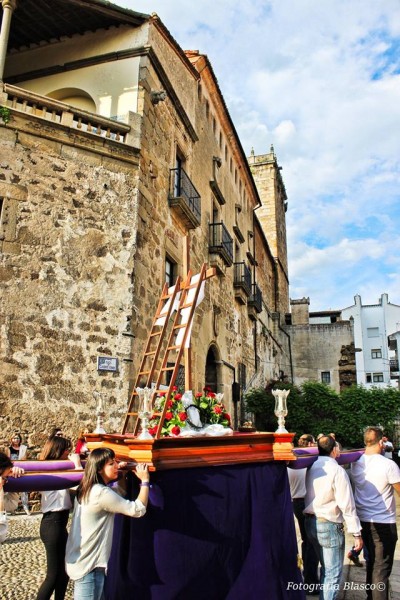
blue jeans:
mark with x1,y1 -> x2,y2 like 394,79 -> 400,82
305,516 -> 345,600
74,568 -> 105,600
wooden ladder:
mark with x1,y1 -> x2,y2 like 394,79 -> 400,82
122,277 -> 182,435
122,264 -> 208,438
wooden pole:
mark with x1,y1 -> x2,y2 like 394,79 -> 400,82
183,234 -> 192,391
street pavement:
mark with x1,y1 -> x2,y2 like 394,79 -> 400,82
1,502 -> 400,600
301,495 -> 400,600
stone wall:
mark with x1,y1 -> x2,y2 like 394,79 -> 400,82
0,115 -> 141,443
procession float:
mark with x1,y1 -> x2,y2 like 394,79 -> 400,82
6,265 -> 364,600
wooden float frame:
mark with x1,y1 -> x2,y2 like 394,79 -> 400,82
86,431 -> 295,471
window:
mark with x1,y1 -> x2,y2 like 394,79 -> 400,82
371,349 -> 382,359
173,148 -> 186,197
367,327 -> 379,338
165,256 -> 176,287
205,100 -> 210,119
219,132 -> 223,148
366,373 -> 372,383
373,373 -> 384,383
212,203 -> 219,224
238,362 -> 246,390
212,117 -> 216,134
321,371 -> 331,384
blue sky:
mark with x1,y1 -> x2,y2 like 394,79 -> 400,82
120,0 -> 400,311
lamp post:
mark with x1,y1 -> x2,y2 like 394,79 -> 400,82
272,389 -> 290,433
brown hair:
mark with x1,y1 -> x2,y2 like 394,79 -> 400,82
364,426 -> 383,447
77,447 -> 115,504
40,436 -> 72,460
0,451 -> 13,475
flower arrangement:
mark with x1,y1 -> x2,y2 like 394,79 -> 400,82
148,386 -> 231,437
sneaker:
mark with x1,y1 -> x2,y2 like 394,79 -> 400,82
347,550 -> 363,567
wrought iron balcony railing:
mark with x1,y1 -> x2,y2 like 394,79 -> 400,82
233,262 -> 252,297
390,358 -> 399,372
169,167 -> 201,227
208,222 -> 234,266
248,283 -> 262,313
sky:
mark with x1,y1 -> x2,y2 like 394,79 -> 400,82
119,0 -> 400,311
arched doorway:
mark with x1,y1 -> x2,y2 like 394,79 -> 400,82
205,345 -> 219,392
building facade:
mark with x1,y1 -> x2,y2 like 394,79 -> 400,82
341,293 -> 400,388
0,1 -> 290,441
285,298 -> 356,392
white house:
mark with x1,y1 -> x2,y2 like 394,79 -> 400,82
341,294 -> 400,388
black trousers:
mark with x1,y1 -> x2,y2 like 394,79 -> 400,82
361,520 -> 398,600
292,497 -> 319,585
37,509 -> 70,600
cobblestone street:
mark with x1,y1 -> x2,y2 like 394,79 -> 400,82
2,506 -> 400,600
0,513 -> 73,600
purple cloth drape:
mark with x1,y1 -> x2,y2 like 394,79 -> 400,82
105,462 -> 305,599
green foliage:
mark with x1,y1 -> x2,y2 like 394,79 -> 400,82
244,380 -> 400,448
0,106 -> 11,124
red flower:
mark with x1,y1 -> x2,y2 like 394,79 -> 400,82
195,392 -> 202,398
174,393 -> 182,400
179,412 -> 187,422
159,391 -> 166,396
166,400 -> 173,408
148,426 -> 158,436
165,411 -> 173,420
171,426 -> 181,436
213,405 -> 222,414
172,386 -> 178,391
203,386 -> 212,392
208,392 -> 216,398
223,413 -> 231,422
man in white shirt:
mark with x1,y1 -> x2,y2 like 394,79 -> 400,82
288,434 -> 319,588
304,435 -> 362,600
351,427 -> 400,600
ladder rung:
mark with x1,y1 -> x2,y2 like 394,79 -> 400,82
180,302 -> 193,309
167,345 -> 180,351
186,281 -> 202,290
126,412 -> 139,416
144,351 -> 156,356
161,366 -> 174,371
150,331 -> 162,337
173,324 -> 186,330
138,370 -> 151,375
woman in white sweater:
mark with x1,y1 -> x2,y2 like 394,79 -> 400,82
66,447 -> 149,600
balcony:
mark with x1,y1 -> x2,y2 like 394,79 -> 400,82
168,167 -> 201,229
248,283 -> 263,319
233,261 -> 251,304
390,358 -> 399,373
208,222 -> 233,274
1,83 -> 139,163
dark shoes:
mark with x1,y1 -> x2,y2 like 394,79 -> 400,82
347,550 -> 363,567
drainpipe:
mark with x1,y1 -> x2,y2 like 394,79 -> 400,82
0,0 -> 16,81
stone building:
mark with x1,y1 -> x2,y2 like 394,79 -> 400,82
285,298 -> 356,392
0,0 -> 290,441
